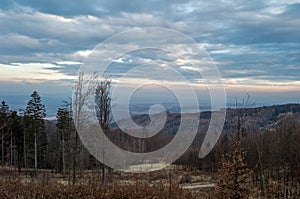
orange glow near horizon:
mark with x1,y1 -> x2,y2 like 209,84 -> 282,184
1,62 -> 299,94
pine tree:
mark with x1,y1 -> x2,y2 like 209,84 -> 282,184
24,91 -> 46,176
0,101 -> 9,127
8,111 -> 24,172
56,101 -> 73,175
0,101 -> 10,170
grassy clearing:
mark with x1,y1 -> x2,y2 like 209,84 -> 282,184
0,167 -> 214,198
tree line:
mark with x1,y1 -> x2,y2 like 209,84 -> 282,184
176,102 -> 300,198
0,91 -> 47,176
0,73 -> 112,185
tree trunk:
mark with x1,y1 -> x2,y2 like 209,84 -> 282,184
13,136 -> 16,171
23,129 -> 27,176
68,144 -> 71,187
73,133 -> 78,185
102,166 -> 106,184
79,142 -> 82,179
17,143 -> 21,173
10,131 -> 12,170
34,131 -> 37,176
62,132 -> 65,175
1,129 -> 4,174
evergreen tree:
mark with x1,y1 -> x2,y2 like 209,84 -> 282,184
0,101 -> 9,126
0,101 -> 10,169
8,111 -> 24,172
24,91 -> 46,176
56,101 -> 73,175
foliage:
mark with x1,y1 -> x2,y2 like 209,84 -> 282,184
24,91 -> 47,173
215,138 -> 253,199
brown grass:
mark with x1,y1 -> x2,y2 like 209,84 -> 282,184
0,171 -> 212,199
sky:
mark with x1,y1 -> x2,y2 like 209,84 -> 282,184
0,0 -> 300,116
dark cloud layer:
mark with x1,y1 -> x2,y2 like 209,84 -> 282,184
0,0 -> 300,107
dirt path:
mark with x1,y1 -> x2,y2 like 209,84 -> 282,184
180,183 -> 215,189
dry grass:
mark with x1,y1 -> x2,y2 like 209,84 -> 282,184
0,169 -> 213,199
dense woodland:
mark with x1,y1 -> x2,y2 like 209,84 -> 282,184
0,79 -> 300,198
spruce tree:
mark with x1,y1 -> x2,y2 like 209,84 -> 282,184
56,101 -> 73,175
25,91 -> 46,176
0,101 -> 10,169
8,111 -> 24,172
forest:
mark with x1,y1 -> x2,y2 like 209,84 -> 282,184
0,83 -> 300,198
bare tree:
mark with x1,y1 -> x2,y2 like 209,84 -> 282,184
235,94 -> 256,139
95,77 -> 112,184
72,71 -> 98,184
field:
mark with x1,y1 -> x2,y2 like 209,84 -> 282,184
0,166 -> 215,198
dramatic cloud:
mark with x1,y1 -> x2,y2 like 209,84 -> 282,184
0,0 -> 299,114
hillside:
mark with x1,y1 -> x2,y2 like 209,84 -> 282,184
111,103 -> 300,135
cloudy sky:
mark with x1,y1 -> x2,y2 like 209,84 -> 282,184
0,0 -> 300,116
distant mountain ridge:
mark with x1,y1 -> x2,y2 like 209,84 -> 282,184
44,103 -> 300,135
111,103 -> 300,134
